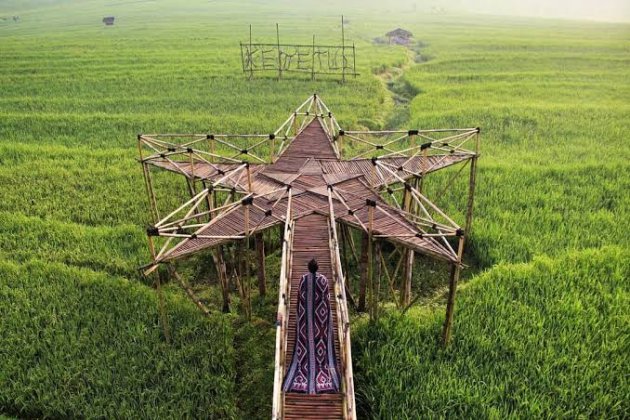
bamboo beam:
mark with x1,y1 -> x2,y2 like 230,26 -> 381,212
170,266 -> 212,317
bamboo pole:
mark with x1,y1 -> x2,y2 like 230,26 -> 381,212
272,189 -> 292,420
249,24 -> 253,79
464,156 -> 478,236
155,272 -> 171,344
372,240 -> 381,320
170,267 -> 212,317
339,223 -> 350,283
234,242 -> 248,317
146,235 -> 170,343
142,162 -> 160,223
343,224 -> 360,266
213,245 -> 230,313
311,35 -> 316,81
358,232 -> 368,312
341,15 -> 346,83
276,23 -> 282,79
442,261 -> 460,345
402,248 -> 414,307
442,153 -> 479,345
402,179 -> 414,306
255,232 -> 266,297
367,202 -> 375,320
244,203 -> 252,318
352,42 -> 356,78
327,187 -> 357,420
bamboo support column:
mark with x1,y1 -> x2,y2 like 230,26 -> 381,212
341,15 -> 346,83
270,134 -> 276,163
367,201 -> 375,320
249,24 -> 253,80
235,240 -> 249,317
244,202 -> 252,318
255,232 -> 266,297
339,223 -> 350,284
141,161 -> 159,223
402,248 -> 414,307
146,234 -> 170,343
276,23 -> 282,79
338,131 -> 344,158
185,178 -> 196,202
358,232 -> 368,312
372,240 -> 382,320
402,184 -> 414,307
343,224 -> 360,266
442,154 -> 479,345
155,272 -> 171,344
213,245 -> 230,313
442,258 -> 460,345
311,35 -> 316,81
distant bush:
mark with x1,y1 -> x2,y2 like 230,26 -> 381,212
353,247 -> 629,418
0,260 -> 238,419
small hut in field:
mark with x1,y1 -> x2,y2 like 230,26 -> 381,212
386,28 -> 413,45
102,16 -> 115,26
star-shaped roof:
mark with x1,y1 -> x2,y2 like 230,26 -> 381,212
139,95 -> 479,268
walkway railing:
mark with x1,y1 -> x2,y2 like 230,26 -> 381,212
327,188 -> 357,420
271,190 -> 294,420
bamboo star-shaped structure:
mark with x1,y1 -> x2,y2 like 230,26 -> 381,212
138,94 -> 478,270
137,94 -> 479,420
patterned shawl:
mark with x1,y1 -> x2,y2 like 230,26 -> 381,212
282,272 -> 340,394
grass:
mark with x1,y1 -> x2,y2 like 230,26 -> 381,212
0,259 -> 237,419
0,0 -> 628,418
353,247 -> 629,418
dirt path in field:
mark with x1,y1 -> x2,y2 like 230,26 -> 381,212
374,43 -> 426,129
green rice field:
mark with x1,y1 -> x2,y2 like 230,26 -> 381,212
0,0 -> 628,418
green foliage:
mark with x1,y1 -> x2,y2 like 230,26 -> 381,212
0,259 -> 237,419
353,247 -> 629,418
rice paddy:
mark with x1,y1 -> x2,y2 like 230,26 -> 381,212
0,0 -> 628,418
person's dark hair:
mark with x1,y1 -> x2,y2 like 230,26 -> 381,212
308,258 -> 318,273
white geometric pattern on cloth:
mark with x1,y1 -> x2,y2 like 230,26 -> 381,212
282,272 -> 340,394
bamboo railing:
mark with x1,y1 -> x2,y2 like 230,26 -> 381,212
271,190 -> 294,420
327,188 -> 357,420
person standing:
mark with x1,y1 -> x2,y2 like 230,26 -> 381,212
282,258 -> 340,394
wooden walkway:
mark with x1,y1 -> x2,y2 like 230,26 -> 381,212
282,213 -> 344,419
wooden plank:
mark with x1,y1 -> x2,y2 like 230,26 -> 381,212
282,213 -> 343,419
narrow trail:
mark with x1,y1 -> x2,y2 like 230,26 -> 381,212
374,44 -> 425,129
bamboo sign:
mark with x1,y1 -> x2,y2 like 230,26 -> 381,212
240,19 -> 357,81
240,43 -> 356,77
